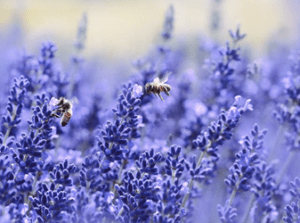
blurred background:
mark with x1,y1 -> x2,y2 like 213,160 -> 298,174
1,0 -> 300,97
1,0 -> 300,109
1,0 -> 300,63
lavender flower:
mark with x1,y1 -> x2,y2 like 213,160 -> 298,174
2,76 -> 29,139
161,5 -> 174,41
251,162 -> 278,223
181,96 -> 253,221
218,124 -> 273,223
74,12 -> 88,52
98,83 -> 141,161
201,26 -> 247,111
1,4 -> 300,223
283,177 -> 300,223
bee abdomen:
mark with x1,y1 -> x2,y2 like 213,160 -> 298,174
61,112 -> 72,127
164,85 -> 171,91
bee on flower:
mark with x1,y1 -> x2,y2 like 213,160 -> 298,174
49,97 -> 78,126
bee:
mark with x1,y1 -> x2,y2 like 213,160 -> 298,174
145,73 -> 171,101
50,97 -> 77,127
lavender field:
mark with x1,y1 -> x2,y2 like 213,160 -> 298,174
1,1 -> 300,223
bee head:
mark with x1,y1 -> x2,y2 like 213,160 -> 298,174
145,83 -> 152,93
57,97 -> 65,106
64,102 -> 71,110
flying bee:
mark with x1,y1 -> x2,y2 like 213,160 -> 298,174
145,73 -> 171,101
50,97 -> 77,127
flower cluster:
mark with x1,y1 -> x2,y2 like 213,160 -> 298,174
283,177 -> 300,223
218,124 -> 267,222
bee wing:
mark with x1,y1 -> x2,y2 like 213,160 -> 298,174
153,72 -> 171,84
153,77 -> 160,84
70,96 -> 79,106
159,72 -> 172,83
49,97 -> 59,106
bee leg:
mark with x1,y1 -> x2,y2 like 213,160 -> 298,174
158,93 -> 164,101
162,86 -> 170,96
51,112 -> 61,118
57,98 -> 64,106
51,113 -> 59,118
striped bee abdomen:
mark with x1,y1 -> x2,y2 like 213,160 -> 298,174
61,111 -> 72,127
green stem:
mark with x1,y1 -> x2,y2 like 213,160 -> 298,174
276,151 -> 295,185
3,127 -> 12,146
67,60 -> 79,99
181,178 -> 194,208
86,181 -> 92,202
181,148 -> 208,208
25,171 -> 42,215
32,171 -> 42,194
241,194 -> 255,223
3,106 -> 17,146
171,169 -> 175,183
112,160 -> 125,203
55,137 -> 62,159
182,152 -> 208,209
197,149 -> 207,166
120,117 -> 124,125
267,125 -> 283,163
228,176 -> 241,207
117,207 -> 124,216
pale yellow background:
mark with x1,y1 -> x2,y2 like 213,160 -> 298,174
0,0 -> 299,63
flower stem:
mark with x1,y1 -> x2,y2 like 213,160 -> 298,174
267,125 -> 283,163
181,149 -> 207,208
112,160 -> 125,203
3,106 -> 17,146
118,207 -> 124,216
67,60 -> 80,99
241,194 -> 255,223
228,177 -> 241,207
3,127 -> 12,146
276,151 -> 295,185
